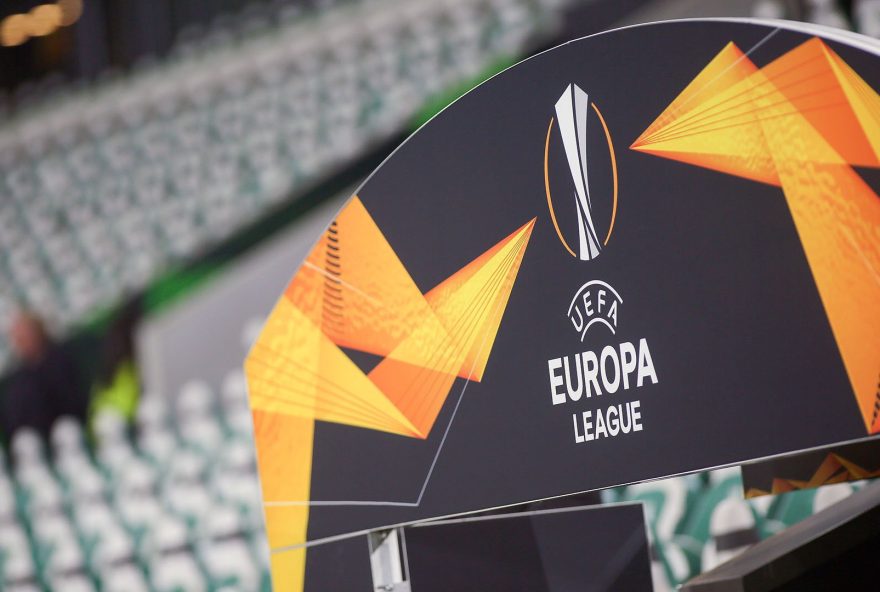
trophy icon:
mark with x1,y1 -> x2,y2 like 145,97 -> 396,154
555,83 -> 603,261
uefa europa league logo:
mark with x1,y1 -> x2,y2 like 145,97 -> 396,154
544,83 -> 618,261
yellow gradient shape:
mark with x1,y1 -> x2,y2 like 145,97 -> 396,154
633,37 -> 880,434
246,197 -> 535,590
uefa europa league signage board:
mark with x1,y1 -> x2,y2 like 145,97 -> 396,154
244,18 -> 880,588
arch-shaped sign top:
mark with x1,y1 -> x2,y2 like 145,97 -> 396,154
244,19 -> 880,589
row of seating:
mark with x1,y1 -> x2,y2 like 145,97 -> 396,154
0,370 -> 267,592
603,466 -> 864,590
0,0 -> 562,375
752,0 -> 880,36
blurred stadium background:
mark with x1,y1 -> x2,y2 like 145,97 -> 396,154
0,0 -> 875,590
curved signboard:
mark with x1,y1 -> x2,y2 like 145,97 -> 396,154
244,18 -> 880,589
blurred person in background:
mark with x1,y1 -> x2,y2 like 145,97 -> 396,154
90,295 -> 144,426
2,310 -> 87,442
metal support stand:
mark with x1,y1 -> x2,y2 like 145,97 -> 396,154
369,528 -> 411,592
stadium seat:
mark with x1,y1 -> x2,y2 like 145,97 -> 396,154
624,478 -> 690,543
100,562 -> 150,592
855,0 -> 880,37
700,497 -> 760,571
813,482 -> 854,513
